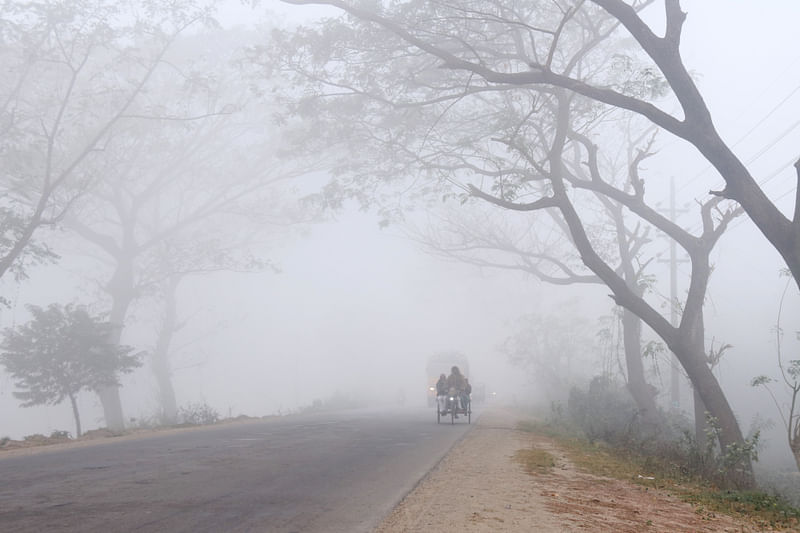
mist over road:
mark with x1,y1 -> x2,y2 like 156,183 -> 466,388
0,406 -> 476,532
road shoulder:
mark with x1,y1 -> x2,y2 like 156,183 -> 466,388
374,406 -> 772,532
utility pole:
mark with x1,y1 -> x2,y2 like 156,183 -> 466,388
658,177 -> 689,412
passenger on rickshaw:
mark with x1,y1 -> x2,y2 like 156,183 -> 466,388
446,365 -> 469,418
435,373 -> 448,414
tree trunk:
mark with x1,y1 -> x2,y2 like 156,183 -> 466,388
674,340 -> 751,478
152,275 -> 181,423
154,361 -> 179,424
621,308 -> 660,427
68,392 -> 82,438
97,259 -> 135,432
693,387 -> 707,448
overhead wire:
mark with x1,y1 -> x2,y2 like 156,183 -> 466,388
674,54 -> 800,194
631,52 -> 800,306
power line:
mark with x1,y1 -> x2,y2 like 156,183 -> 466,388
675,78 -> 800,194
744,119 -> 800,168
664,149 -> 799,242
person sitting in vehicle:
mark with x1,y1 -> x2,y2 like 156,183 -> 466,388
463,378 -> 472,411
446,366 -> 467,417
435,373 -> 448,414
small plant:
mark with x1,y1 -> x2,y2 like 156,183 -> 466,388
677,414 -> 759,490
178,402 -> 219,426
751,268 -> 800,471
49,430 -> 71,440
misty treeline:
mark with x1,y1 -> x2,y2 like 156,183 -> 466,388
1,0 -> 799,487
0,0 -> 317,432
259,0 -> 800,484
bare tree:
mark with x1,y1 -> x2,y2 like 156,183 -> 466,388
282,0 -> 800,291
265,0 -> 756,483
413,199 -> 664,426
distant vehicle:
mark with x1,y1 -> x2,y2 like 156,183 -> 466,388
425,351 -> 469,407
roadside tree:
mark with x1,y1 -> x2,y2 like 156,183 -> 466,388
66,27 -> 313,429
265,0 -> 753,483
279,0 -> 800,291
0,0 -> 218,288
415,201 -> 663,426
0,304 -> 141,437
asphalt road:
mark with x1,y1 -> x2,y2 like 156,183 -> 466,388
0,406 -> 476,532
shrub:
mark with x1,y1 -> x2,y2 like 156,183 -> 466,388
676,414 -> 760,490
567,376 -> 641,446
178,402 -> 219,426
565,376 -> 759,490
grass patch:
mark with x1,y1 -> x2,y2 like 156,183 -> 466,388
517,419 -> 800,530
687,491 -> 800,531
514,447 -> 555,475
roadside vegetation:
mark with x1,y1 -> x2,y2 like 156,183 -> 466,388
516,391 -> 800,531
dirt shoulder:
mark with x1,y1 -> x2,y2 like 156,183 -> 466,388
375,407 -> 776,533
0,415 -> 268,459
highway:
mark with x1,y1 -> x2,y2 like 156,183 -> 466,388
0,406 -> 475,532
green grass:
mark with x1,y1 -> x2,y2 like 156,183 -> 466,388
513,447 -> 556,474
517,419 -> 800,530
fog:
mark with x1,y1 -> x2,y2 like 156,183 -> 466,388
1,0 -> 799,482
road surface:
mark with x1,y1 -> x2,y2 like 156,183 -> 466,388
0,406 -> 475,532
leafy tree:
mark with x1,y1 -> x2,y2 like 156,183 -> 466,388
0,0 -> 218,286
66,26 -> 313,429
0,304 -> 141,437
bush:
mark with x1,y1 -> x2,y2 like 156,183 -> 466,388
565,376 -> 759,490
675,414 -> 760,490
567,376 -> 642,446
178,402 -> 219,426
